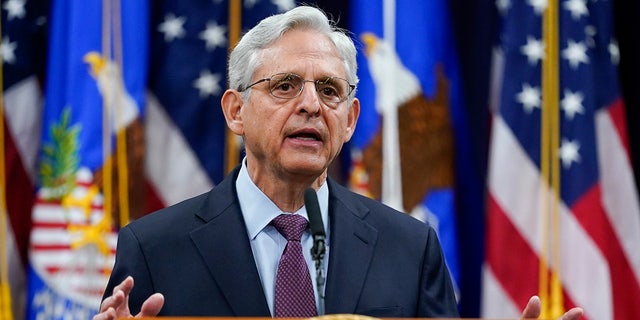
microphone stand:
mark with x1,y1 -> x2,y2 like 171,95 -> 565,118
311,234 -> 326,315
305,188 -> 326,315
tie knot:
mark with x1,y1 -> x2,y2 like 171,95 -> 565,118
272,214 -> 308,242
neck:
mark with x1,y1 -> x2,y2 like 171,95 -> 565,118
247,164 -> 327,212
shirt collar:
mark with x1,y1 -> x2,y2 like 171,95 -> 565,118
236,158 -> 330,240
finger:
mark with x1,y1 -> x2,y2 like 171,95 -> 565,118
137,293 -> 165,317
521,295 -> 541,319
99,289 -> 125,312
113,276 -> 135,296
116,276 -> 134,314
92,307 -> 117,320
99,276 -> 134,314
561,307 -> 584,320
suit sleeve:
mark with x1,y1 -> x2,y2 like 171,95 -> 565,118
102,226 -> 156,315
418,227 -> 459,317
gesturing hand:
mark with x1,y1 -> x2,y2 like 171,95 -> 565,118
521,296 -> 584,320
93,276 -> 165,320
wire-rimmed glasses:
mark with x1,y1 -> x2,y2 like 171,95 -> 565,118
240,73 -> 355,107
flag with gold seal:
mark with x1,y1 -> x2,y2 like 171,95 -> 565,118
26,1 -> 148,319
349,0 -> 477,300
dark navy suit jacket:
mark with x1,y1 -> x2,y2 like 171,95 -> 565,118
104,167 -> 459,317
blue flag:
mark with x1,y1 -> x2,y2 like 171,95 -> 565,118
349,0 -> 471,299
27,1 -> 147,318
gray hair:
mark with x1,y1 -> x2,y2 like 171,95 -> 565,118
228,6 -> 358,102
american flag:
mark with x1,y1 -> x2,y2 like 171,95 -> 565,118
144,0 -> 296,210
482,0 -> 640,319
1,1 -> 48,319
26,0 -> 147,318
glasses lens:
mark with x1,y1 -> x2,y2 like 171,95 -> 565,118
269,73 -> 303,99
267,73 -> 353,105
316,78 -> 350,104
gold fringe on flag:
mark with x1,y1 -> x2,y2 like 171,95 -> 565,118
540,0 -> 564,317
0,13 -> 15,320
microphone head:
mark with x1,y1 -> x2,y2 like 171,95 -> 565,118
304,188 -> 325,237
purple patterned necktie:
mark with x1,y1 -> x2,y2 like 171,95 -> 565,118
271,214 -> 317,317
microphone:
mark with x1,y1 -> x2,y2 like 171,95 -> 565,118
304,188 -> 326,313
305,188 -> 326,260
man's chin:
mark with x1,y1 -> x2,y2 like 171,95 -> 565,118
281,159 -> 328,178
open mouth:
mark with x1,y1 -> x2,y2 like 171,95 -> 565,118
289,130 -> 322,142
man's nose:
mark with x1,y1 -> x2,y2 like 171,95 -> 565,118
297,81 -> 322,114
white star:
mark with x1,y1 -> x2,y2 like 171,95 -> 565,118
53,297 -> 66,317
559,138 -> 581,169
521,36 -> 545,65
158,13 -> 186,42
272,0 -> 296,11
562,39 -> 589,69
3,0 -> 26,20
33,288 -> 54,315
609,40 -> 620,65
199,21 -> 227,51
516,83 -> 541,113
527,0 -> 548,15
563,0 -> 588,20
584,25 -> 596,47
1,36 -> 17,64
193,70 -> 222,98
496,0 -> 511,15
561,89 -> 585,120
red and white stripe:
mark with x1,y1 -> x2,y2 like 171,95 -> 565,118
29,194 -> 118,307
482,102 -> 640,319
143,93 -> 213,210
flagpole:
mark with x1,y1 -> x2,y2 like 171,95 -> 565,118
101,0 -> 115,233
539,0 -> 551,311
548,0 -> 564,314
225,0 -> 242,174
380,0 -> 405,212
540,0 -> 564,317
111,0 -> 131,227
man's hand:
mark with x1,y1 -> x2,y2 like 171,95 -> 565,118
521,296 -> 584,320
93,276 -> 164,320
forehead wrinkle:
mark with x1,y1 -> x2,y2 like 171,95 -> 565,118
255,30 -> 346,79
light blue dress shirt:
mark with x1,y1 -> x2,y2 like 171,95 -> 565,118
236,159 -> 330,316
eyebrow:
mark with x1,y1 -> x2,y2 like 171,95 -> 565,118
269,72 -> 346,79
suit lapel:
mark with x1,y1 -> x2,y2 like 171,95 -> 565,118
189,169 -> 271,316
185,171 -> 378,316
324,181 -> 378,314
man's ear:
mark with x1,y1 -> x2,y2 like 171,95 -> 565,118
221,89 -> 245,135
344,98 -> 360,142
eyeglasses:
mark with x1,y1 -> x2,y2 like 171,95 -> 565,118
240,73 -> 355,107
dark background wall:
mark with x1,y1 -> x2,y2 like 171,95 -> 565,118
311,0 -> 639,317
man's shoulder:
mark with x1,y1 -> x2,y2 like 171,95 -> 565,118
328,180 -> 430,231
128,169 -> 239,232
126,191 -> 211,232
